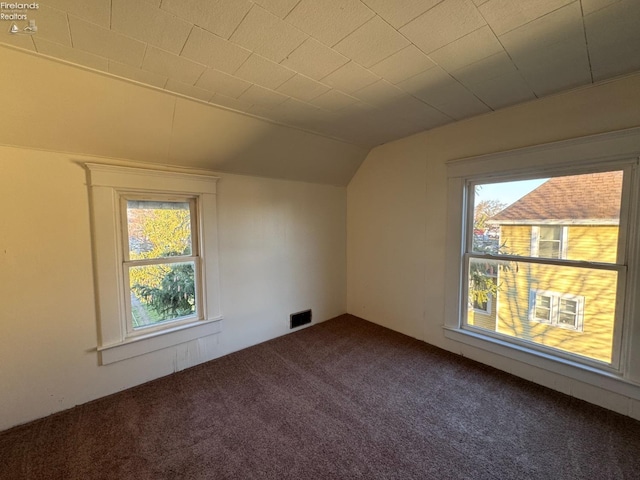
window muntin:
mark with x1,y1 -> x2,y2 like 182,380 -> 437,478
122,197 -> 201,334
464,170 -> 626,367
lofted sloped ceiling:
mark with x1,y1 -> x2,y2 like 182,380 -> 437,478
1,1 -> 640,186
2,0 -> 639,149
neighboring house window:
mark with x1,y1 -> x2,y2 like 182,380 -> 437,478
472,274 -> 496,314
86,164 -> 222,365
531,225 -> 568,259
529,290 -> 584,331
473,295 -> 491,314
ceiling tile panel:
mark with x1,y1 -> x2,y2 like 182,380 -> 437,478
581,0 -> 623,15
264,98 -> 326,125
333,16 -> 410,68
498,2 -> 585,57
450,51 -> 519,86
429,26 -> 503,72
585,0 -> 640,80
234,54 -> 296,89
165,79 -> 214,101
464,71 -> 536,109
383,95 -> 453,130
310,90 -> 360,111
280,38 -> 349,80
350,79 -> 405,106
1,34 -> 36,51
210,92 -> 254,111
252,0 -> 302,19
142,46 -> 206,85
108,61 -> 168,88
112,0 -> 192,54
397,66 -> 457,102
369,45 -> 436,84
30,5 -> 71,46
321,61 -> 380,94
276,74 -> 331,101
400,0 -> 486,53
44,0 -> 111,28
181,27 -> 252,74
34,37 -> 109,71
361,0 -> 442,29
195,69 -> 252,98
513,40 -> 592,96
160,0 -> 252,39
434,93 -> 490,120
479,0 -> 574,36
284,0 -> 375,47
236,84 -> 289,108
69,16 -> 146,67
229,5 -> 308,63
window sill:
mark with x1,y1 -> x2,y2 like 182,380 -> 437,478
98,316 -> 223,365
443,326 -> 640,401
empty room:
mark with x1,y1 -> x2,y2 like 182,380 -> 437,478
2,0 -> 640,478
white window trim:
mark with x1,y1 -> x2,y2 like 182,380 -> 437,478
443,127 -> 640,400
528,289 -> 584,331
86,164 -> 223,365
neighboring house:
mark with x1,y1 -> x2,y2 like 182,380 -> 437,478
468,171 -> 622,363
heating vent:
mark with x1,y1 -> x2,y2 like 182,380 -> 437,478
290,309 -> 312,329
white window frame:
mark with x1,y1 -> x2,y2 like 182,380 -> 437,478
443,127 -> 640,400
121,194 -> 201,336
529,289 -> 584,331
86,164 -> 223,365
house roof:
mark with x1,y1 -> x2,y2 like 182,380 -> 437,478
490,171 -> 623,224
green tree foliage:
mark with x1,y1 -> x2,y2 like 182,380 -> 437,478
133,263 -> 195,318
127,202 -> 195,321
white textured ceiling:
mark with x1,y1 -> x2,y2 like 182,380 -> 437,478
2,0 -> 640,148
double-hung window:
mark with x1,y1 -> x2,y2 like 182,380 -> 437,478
529,289 -> 584,331
87,164 -> 222,365
444,128 -> 640,390
123,197 -> 199,334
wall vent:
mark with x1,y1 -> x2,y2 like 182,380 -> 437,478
290,309 -> 312,329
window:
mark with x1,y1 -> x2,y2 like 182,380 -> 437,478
473,294 -> 491,314
444,128 -> 640,392
529,290 -> 584,331
463,171 -> 623,365
531,225 -> 568,259
123,197 -> 199,334
86,164 -> 222,365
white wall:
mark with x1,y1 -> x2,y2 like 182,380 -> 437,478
347,73 -> 640,418
0,146 -> 346,431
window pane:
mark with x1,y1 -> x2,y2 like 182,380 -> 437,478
540,226 -> 561,241
534,295 -> 551,321
467,258 -> 617,364
129,261 -> 196,328
472,171 -> 622,262
127,200 -> 192,259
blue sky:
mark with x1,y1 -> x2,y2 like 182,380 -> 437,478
475,178 -> 547,207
